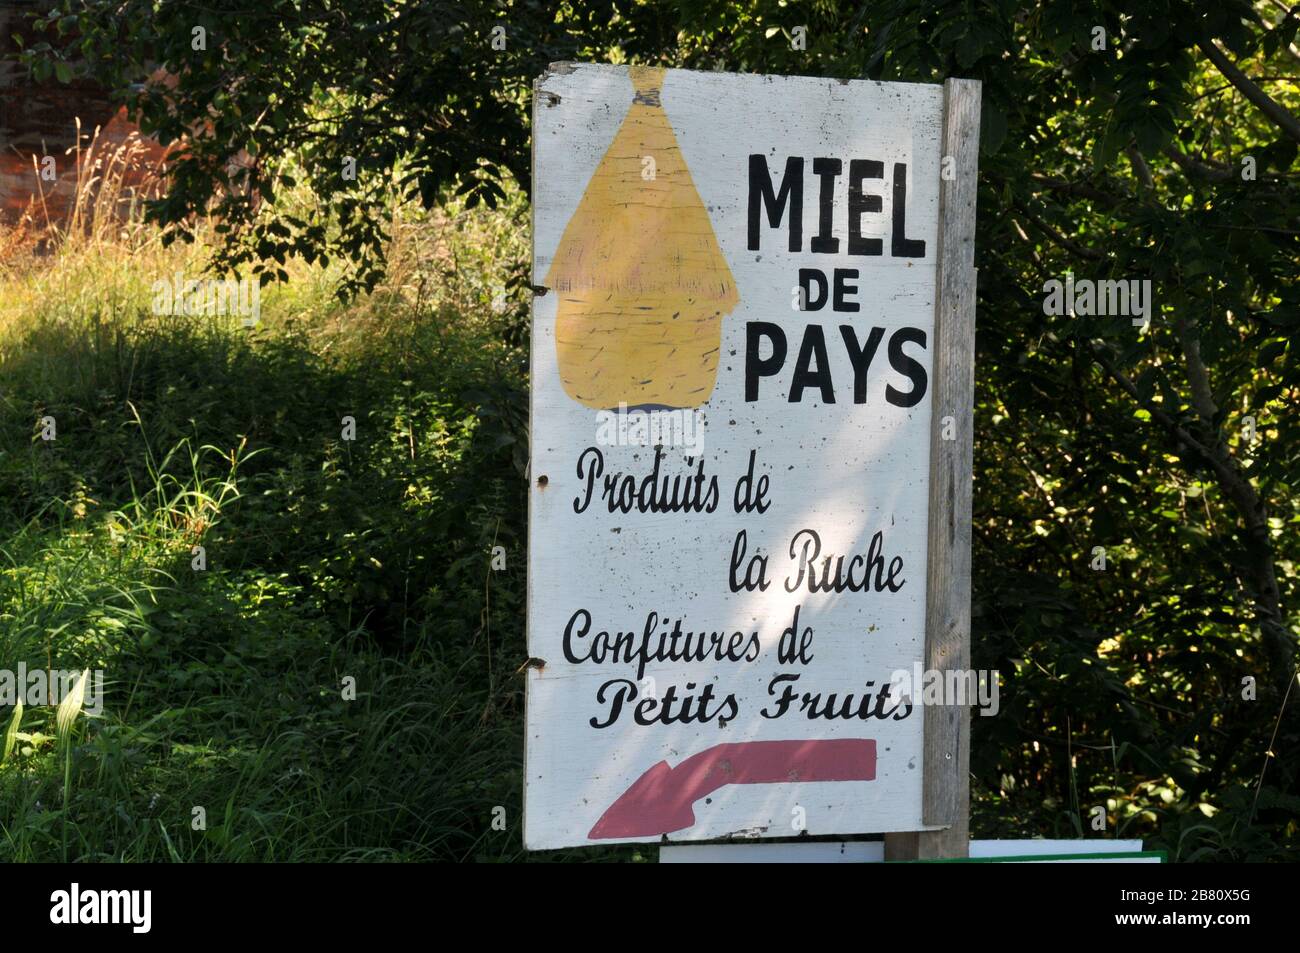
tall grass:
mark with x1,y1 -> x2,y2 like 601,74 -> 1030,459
0,127 -> 638,862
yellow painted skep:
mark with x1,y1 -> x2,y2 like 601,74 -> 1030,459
547,66 -> 740,410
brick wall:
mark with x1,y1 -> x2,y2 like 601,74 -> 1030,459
1,1 -> 167,226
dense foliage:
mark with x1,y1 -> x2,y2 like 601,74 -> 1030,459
11,0 -> 1300,858
0,196 -> 564,859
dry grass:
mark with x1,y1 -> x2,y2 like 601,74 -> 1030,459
0,116 -> 528,383
30,117 -> 169,248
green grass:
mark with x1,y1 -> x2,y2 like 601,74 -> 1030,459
0,189 -> 643,861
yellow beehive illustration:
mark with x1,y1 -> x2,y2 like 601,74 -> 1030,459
547,66 -> 739,410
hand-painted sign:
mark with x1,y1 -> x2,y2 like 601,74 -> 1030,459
526,63 -> 961,849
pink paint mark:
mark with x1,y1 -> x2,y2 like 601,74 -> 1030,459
588,738 -> 877,840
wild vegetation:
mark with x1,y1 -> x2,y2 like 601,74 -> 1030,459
3,0 -> 1298,860
0,154 -> 587,859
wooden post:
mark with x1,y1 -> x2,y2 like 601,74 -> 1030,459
884,76 -> 981,862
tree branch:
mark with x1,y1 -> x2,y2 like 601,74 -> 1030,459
1197,37 -> 1300,143
1012,200 -> 1104,260
1264,0 -> 1300,63
1175,315 -> 1220,427
1029,174 -> 1124,207
1164,147 -> 1234,183
1127,146 -> 1155,190
1091,343 -> 1295,680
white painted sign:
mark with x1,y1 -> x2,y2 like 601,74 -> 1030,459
525,63 -> 946,850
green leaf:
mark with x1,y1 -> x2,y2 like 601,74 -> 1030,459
55,669 -> 90,739
2,699 -> 22,763
980,98 -> 1007,155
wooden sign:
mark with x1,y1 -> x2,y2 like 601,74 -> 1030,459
525,63 -> 980,851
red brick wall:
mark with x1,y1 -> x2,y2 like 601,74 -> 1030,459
1,1 -> 167,226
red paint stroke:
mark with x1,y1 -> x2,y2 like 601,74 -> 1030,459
589,739 -> 877,840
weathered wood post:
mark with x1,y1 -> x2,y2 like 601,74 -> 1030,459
884,77 -> 982,861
